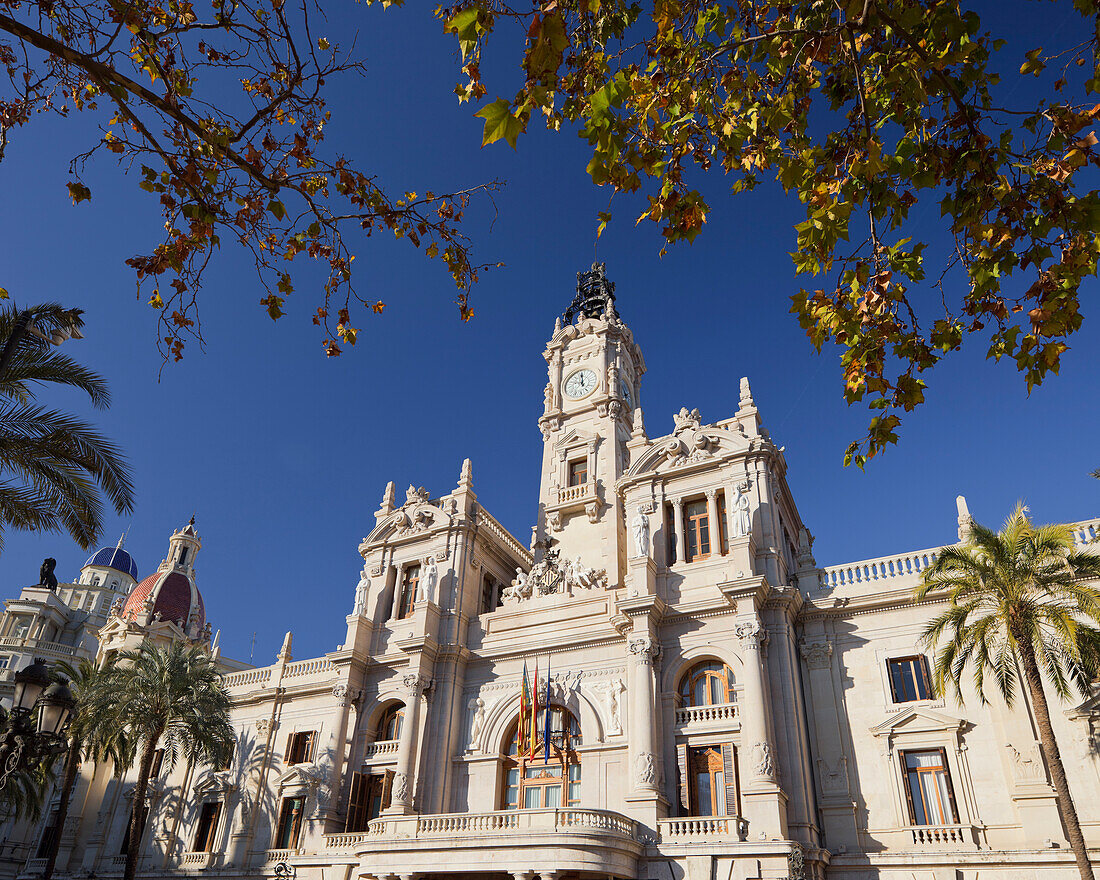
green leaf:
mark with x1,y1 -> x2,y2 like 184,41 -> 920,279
476,99 -> 523,148
268,200 -> 286,221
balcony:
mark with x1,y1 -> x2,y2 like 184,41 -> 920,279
545,480 -> 599,525
178,851 -> 217,869
357,809 -> 642,877
657,817 -> 748,843
909,823 -> 979,849
674,702 -> 740,730
361,740 -> 398,759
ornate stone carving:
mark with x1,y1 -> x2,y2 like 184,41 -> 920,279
735,621 -> 767,651
672,407 -> 702,434
352,571 -> 369,616
630,509 -> 650,559
255,718 -> 276,736
599,678 -> 625,735
109,597 -> 124,618
635,752 -> 658,787
404,485 -> 430,506
391,772 -> 410,802
817,756 -> 849,796
369,564 -> 384,577
585,500 -> 601,523
402,673 -> 430,695
332,683 -> 348,701
629,637 -> 661,664
417,557 -> 438,603
731,482 -> 751,538
1007,743 -> 1046,781
502,551 -> 607,605
467,697 -> 486,749
753,741 -> 775,778
796,528 -> 817,570
800,641 -> 833,670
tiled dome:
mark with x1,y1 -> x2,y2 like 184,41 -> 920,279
122,570 -> 205,629
83,545 -> 139,580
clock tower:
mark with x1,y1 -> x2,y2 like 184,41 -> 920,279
533,264 -> 646,588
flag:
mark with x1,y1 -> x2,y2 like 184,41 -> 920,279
544,655 -> 552,762
520,662 -> 530,753
530,659 -> 539,757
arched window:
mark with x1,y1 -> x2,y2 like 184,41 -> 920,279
377,704 -> 403,741
678,661 -> 736,707
502,706 -> 581,810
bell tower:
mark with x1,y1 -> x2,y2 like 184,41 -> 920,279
534,264 -> 646,586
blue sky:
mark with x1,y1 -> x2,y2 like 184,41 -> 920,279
0,2 -> 1096,664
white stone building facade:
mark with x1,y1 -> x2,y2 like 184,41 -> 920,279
4,264 -> 1100,880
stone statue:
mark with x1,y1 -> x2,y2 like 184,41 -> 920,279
419,557 -> 438,603
38,558 -> 58,590
601,678 -> 625,734
753,741 -> 774,777
732,483 -> 751,538
635,752 -> 657,786
109,597 -> 124,618
503,568 -> 531,602
353,571 -> 370,616
392,771 -> 410,802
468,696 -> 485,748
630,510 -> 650,558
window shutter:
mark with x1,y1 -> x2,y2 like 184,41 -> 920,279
721,743 -> 739,816
284,733 -> 294,763
306,731 -> 316,763
899,751 -> 917,824
345,772 -> 365,832
940,748 -> 960,823
676,744 -> 689,815
382,769 -> 394,809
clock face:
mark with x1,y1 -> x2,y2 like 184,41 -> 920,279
563,369 -> 598,400
621,380 -> 635,410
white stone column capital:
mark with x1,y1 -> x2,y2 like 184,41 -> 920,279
735,620 -> 767,652
628,635 -> 661,665
401,672 -> 431,696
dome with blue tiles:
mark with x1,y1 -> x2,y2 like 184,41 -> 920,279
83,536 -> 139,580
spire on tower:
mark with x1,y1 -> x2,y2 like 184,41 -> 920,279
458,458 -> 473,492
563,262 -> 617,324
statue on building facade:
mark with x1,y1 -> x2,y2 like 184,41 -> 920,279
353,571 -> 369,616
418,557 -> 438,604
467,696 -> 485,748
635,752 -> 657,786
38,558 -> 58,590
600,677 -> 625,734
630,509 -> 650,558
732,482 -> 751,538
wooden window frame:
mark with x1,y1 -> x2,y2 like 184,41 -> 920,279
398,565 -> 420,619
900,748 -> 959,826
377,705 -> 404,742
345,771 -> 391,832
567,459 -> 588,487
274,796 -> 305,849
285,731 -> 316,765
684,500 -> 711,562
888,656 -> 933,703
192,802 -> 221,853
678,661 -> 736,708
501,707 -> 581,810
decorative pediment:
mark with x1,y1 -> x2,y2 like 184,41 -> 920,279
553,427 -> 596,454
275,762 -> 325,792
365,499 -> 453,544
624,424 -> 750,477
193,770 -> 237,798
870,706 -> 965,740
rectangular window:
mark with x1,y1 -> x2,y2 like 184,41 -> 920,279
274,796 -> 305,849
36,809 -> 59,859
665,503 -> 677,564
119,805 -> 148,855
480,574 -> 496,615
345,772 -> 372,833
398,565 -> 420,619
285,731 -> 316,765
902,749 -> 959,826
10,616 -> 31,639
717,491 -> 729,555
688,746 -> 728,817
217,740 -> 235,771
568,459 -> 587,487
889,656 -> 933,702
192,802 -> 221,852
684,500 -> 711,562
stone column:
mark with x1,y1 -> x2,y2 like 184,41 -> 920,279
628,635 -> 661,795
388,673 -> 429,813
672,499 -> 685,565
705,490 -> 721,557
736,618 -> 787,838
389,564 -> 404,621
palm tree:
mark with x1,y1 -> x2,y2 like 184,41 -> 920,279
90,641 -> 234,880
0,302 -> 134,550
39,659 -> 130,880
916,503 -> 1100,880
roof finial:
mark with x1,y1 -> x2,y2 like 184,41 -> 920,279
189,513 -> 196,526
116,530 -> 127,550
563,263 -> 617,324
278,631 -> 293,663
458,458 -> 473,491
956,495 -> 974,541
739,377 -> 755,410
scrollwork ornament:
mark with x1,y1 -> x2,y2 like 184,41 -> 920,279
402,673 -> 430,695
735,621 -> 767,651
628,636 -> 661,664
799,641 -> 832,669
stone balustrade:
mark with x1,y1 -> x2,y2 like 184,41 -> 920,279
366,808 -> 637,842
0,636 -> 76,657
909,824 -> 977,848
323,832 -> 370,851
362,739 -> 399,758
263,848 -> 302,862
1073,517 -> 1100,548
558,484 -> 589,503
222,667 -> 273,689
657,817 -> 749,842
179,851 -> 215,868
282,658 -> 335,679
476,505 -> 533,566
674,702 -> 739,727
24,858 -> 47,874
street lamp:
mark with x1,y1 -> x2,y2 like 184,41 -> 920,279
0,658 -> 75,788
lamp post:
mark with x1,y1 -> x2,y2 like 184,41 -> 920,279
0,658 -> 75,788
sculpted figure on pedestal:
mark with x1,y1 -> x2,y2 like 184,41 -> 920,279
732,482 -> 751,538
600,677 -> 625,734
635,752 -> 657,786
468,697 -> 486,748
631,509 -> 650,558
418,557 -> 438,603
352,571 -> 369,616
